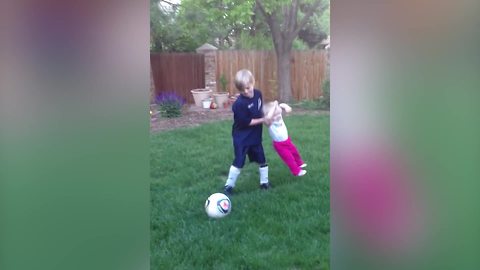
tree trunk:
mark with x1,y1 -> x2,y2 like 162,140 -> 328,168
150,64 -> 158,119
150,65 -> 156,104
255,0 -> 326,103
275,36 -> 294,102
276,50 -> 293,102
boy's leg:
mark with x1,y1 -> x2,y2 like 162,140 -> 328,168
225,143 -> 247,194
248,145 -> 269,187
225,165 -> 241,188
259,165 -> 269,185
273,141 -> 302,176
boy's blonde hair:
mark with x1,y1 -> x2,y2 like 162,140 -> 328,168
234,69 -> 254,92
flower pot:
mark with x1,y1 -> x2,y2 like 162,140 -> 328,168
202,98 -> 212,109
191,88 -> 212,107
213,92 -> 229,108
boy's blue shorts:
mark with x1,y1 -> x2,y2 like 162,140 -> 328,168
232,143 -> 266,168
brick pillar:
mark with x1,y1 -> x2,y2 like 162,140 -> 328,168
196,43 -> 218,92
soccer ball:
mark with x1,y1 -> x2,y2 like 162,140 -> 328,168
205,193 -> 231,219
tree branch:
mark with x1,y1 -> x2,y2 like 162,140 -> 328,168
289,0 -> 299,33
160,0 -> 180,7
255,0 -> 271,26
292,0 -> 327,39
250,3 -> 258,36
256,0 -> 282,53
282,6 -> 289,33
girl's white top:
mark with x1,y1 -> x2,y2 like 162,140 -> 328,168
268,115 -> 288,142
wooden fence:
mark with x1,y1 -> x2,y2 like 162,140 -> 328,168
150,53 -> 205,104
151,50 -> 328,104
216,50 -> 328,102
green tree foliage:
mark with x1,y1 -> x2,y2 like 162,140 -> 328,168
236,31 -> 273,50
150,0 -> 199,52
150,0 -> 330,102
255,0 -> 329,101
151,0 -> 329,52
299,7 -> 329,49
150,0 -> 261,52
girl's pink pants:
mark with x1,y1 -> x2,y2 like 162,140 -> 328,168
272,137 -> 304,176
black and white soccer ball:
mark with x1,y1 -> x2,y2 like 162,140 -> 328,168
205,193 -> 231,219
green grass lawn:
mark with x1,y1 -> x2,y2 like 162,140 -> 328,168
150,115 -> 330,269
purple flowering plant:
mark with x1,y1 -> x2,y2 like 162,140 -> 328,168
156,92 -> 185,118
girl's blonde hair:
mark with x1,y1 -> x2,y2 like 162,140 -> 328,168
263,101 -> 292,117
262,101 -> 277,116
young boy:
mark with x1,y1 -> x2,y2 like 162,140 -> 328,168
223,69 -> 272,195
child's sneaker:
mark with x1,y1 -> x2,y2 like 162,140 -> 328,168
300,163 -> 307,168
224,185 -> 234,195
297,170 -> 307,176
260,183 -> 270,190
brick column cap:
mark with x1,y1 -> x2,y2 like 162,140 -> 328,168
196,43 -> 218,54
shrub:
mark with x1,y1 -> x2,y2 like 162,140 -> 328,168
320,79 -> 330,110
219,74 -> 228,93
291,99 -> 323,110
156,92 -> 184,118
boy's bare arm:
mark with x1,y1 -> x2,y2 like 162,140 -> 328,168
249,118 -> 269,126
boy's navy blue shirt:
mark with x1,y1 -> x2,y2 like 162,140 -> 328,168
232,89 -> 264,146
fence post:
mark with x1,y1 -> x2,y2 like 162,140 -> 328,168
196,43 -> 218,92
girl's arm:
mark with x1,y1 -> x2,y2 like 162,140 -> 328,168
278,103 -> 292,113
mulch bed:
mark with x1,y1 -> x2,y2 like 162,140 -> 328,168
150,105 -> 329,133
